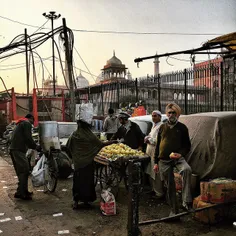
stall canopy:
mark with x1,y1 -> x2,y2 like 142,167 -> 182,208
134,32 -> 236,63
179,112 -> 236,180
203,32 -> 236,52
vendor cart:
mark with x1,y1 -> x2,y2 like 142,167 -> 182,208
94,154 -> 150,195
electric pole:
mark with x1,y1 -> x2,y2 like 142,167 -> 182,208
42,11 -> 61,96
62,18 -> 76,121
24,28 -> 30,96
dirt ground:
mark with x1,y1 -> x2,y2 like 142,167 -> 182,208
0,151 -> 235,236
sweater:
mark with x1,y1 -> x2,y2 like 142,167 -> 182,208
154,122 -> 191,164
10,120 -> 37,153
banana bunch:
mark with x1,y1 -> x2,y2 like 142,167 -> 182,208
98,143 -> 145,160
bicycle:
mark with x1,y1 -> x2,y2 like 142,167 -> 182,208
42,147 -> 60,193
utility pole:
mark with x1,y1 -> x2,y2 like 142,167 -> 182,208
62,18 -> 76,121
43,11 -> 61,96
24,29 -> 30,96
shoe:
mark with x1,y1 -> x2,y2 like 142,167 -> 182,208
167,210 -> 180,221
27,191 -> 33,196
14,192 -> 32,200
14,193 -> 21,199
145,190 -> 156,196
152,193 -> 165,199
182,202 -> 193,212
20,195 -> 32,200
72,201 -> 79,210
83,202 -> 91,209
169,211 -> 177,217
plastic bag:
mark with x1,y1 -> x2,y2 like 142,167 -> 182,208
31,154 -> 46,187
100,188 -> 116,216
100,132 -> 107,141
75,103 -> 93,124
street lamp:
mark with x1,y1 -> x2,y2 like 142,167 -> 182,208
42,11 -> 61,96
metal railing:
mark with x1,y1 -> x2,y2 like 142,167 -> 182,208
77,59 -> 236,116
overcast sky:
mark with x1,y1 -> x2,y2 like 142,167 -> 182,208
0,0 -> 235,92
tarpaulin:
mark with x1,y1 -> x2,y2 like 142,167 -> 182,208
179,112 -> 236,180
204,32 -> 236,52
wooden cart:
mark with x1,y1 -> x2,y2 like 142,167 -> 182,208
94,154 -> 150,194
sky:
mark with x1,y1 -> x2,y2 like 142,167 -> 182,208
0,0 -> 236,93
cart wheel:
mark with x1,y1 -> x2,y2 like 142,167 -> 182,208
100,165 -> 121,190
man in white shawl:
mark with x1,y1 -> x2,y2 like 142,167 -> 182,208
145,110 -> 164,198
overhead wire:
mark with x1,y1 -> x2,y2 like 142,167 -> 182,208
73,46 -> 96,82
0,15 -> 224,36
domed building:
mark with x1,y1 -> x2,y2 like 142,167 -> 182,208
95,72 -> 104,84
75,71 -> 89,88
101,51 -> 127,83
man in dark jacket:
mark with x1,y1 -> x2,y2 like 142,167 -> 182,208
111,112 -> 145,150
10,114 -> 39,200
153,103 -> 192,216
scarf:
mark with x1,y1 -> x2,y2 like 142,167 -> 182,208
66,121 -> 103,170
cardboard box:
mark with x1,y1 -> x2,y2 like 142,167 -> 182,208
200,179 -> 236,203
193,196 -> 224,224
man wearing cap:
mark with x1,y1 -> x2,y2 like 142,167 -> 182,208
111,112 -> 145,150
154,103 -> 192,215
10,114 -> 40,200
144,110 -> 164,198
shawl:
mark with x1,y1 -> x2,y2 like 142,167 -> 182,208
66,121 -> 103,170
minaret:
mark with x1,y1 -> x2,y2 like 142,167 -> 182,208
154,53 -> 160,76
127,70 -> 132,80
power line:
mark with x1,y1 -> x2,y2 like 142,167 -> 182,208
0,15 -> 48,29
73,47 -> 96,82
72,29 -> 223,36
0,14 -> 225,36
0,56 -> 52,67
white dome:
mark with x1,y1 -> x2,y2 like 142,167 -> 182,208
95,73 -> 104,84
75,71 -> 89,88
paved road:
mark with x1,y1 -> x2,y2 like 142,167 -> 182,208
0,155 -> 236,236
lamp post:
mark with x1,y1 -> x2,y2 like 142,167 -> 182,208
42,11 -> 61,96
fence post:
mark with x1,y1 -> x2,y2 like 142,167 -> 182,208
62,90 -> 66,121
117,82 -> 120,109
157,74 -> 161,112
11,87 -> 17,121
220,61 -> 224,111
32,88 -> 38,126
101,84 -> 104,116
135,78 -> 138,102
87,87 -> 90,102
127,160 -> 141,236
184,69 -> 188,115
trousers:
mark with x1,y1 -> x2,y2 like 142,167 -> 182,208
10,150 -> 30,196
159,157 -> 192,213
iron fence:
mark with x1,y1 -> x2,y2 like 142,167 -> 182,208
78,59 -> 236,116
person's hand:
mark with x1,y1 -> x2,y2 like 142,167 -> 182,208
153,164 -> 159,173
144,137 -> 150,144
169,152 -> 181,159
145,139 -> 150,144
137,146 -> 143,151
111,140 -> 118,144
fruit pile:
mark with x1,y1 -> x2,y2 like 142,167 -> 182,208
98,143 -> 145,161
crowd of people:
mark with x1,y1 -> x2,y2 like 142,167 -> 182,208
9,102 -> 192,216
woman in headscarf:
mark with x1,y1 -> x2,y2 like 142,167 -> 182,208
66,106 -> 117,209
